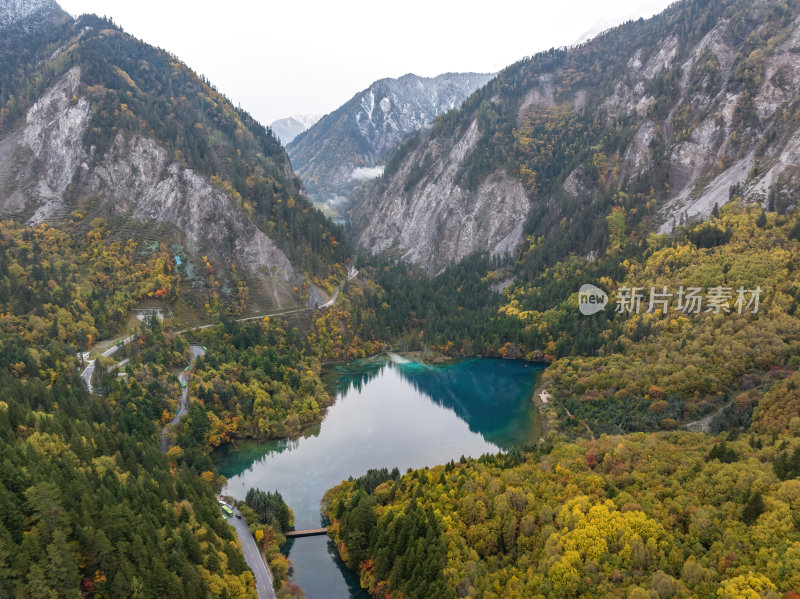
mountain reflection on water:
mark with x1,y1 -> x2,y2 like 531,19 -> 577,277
327,356 -> 544,449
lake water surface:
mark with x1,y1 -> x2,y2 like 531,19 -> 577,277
216,356 -> 542,598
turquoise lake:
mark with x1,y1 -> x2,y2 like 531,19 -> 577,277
216,355 -> 543,598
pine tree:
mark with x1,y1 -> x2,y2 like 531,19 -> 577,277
742,491 -> 765,525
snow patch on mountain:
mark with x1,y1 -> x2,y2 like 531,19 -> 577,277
0,0 -> 61,28
287,72 -> 495,197
269,114 -> 321,145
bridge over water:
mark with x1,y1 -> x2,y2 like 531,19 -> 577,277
285,528 -> 328,538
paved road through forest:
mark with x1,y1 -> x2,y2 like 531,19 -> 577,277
159,345 -> 205,453
79,335 -> 135,393
79,289 -> 351,599
225,506 -> 277,599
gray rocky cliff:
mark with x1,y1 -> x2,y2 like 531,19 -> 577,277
353,119 -> 530,275
0,67 -> 304,292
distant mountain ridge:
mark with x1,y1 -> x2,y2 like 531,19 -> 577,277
286,71 -> 494,205
572,0 -> 674,45
270,113 -> 321,145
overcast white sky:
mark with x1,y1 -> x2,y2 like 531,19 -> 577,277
58,0 -> 675,125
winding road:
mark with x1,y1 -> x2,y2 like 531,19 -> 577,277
177,306 -> 314,333
80,335 -> 135,393
159,345 -> 205,453
81,305 -> 322,391
156,342 -> 277,599
79,287 -> 351,599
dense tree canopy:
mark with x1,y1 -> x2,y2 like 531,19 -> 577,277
327,433 -> 800,598
0,222 -> 256,598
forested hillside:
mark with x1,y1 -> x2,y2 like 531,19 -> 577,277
0,220 -> 332,596
0,7 -> 349,313
6,0 -> 800,598
179,318 -> 331,445
341,190 -> 800,435
0,2 -> 356,595
0,221 -> 258,597
323,3 -> 800,594
354,0 -> 800,274
326,432 -> 800,598
329,0 -> 800,436
511,202 -> 800,436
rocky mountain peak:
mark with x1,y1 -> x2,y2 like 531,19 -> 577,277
286,71 -> 494,205
270,114 -> 322,145
0,12 -> 347,312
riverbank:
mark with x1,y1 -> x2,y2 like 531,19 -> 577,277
397,350 -> 454,364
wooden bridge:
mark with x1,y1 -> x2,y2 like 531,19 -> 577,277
284,527 -> 328,538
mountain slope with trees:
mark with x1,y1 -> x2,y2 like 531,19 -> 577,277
354,0 -> 800,274
326,431 -> 800,598
0,220 -> 260,597
0,2 -> 349,314
321,4 -> 800,594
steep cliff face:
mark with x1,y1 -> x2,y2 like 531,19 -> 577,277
355,0 -> 800,274
90,133 -> 299,281
0,66 -> 89,222
0,10 -> 347,310
0,66 -> 299,286
602,16 -> 800,233
286,72 -> 494,202
354,120 -> 530,274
